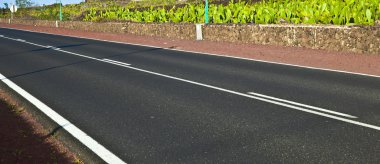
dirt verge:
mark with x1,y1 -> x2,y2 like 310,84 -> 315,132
0,90 -> 82,163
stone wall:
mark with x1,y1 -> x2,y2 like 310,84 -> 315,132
124,22 -> 195,40
0,19 -> 124,33
60,21 -> 124,33
123,22 -> 380,54
0,19 -> 56,27
203,24 -> 380,54
1,18 -> 379,54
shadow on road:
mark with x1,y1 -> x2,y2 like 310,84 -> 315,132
0,43 -> 88,58
1,46 -> 163,80
31,43 -> 88,52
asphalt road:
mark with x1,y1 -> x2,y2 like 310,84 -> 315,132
0,27 -> 379,163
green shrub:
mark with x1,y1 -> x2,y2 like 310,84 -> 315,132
3,0 -> 380,25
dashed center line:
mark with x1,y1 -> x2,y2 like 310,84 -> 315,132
101,59 -> 131,66
46,46 -> 61,50
247,92 -> 357,119
16,39 -> 25,42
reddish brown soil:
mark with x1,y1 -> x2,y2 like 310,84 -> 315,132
1,23 -> 379,76
0,91 -> 81,163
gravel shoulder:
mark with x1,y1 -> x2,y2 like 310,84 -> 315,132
1,23 -> 379,76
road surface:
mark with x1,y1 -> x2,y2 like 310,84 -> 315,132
0,28 -> 379,163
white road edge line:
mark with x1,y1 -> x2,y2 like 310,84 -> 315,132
0,35 -> 46,47
0,74 -> 126,164
1,34 -> 131,67
2,34 -> 380,131
247,92 -> 357,118
1,27 -> 379,79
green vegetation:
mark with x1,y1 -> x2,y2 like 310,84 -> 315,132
1,0 -> 379,25
83,0 -> 380,25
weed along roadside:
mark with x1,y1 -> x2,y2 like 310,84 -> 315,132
2,0 -> 379,25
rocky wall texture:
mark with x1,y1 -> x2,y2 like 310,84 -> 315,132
0,19 -> 56,27
59,21 -> 124,33
0,19 -> 124,34
123,22 -> 195,40
123,22 -> 380,54
203,24 -> 380,54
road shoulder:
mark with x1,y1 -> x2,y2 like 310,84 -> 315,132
0,89 -> 82,163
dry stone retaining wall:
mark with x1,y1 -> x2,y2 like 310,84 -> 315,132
203,24 -> 380,54
0,18 -> 378,54
60,21 -> 124,33
0,19 -> 124,33
123,22 -> 195,40
124,22 -> 380,54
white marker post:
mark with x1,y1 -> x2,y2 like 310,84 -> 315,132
196,24 -> 203,40
9,5 -> 18,23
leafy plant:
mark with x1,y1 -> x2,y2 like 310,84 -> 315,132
3,0 -> 380,25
